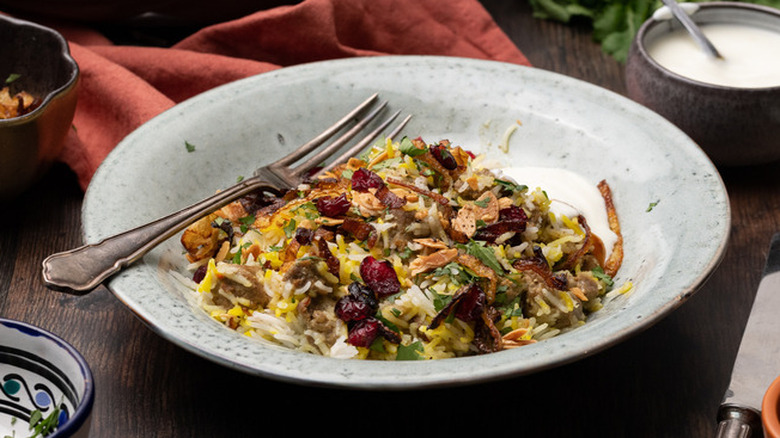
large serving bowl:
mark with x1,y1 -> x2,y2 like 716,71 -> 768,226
0,14 -> 79,199
0,318 -> 94,437
78,56 -> 730,389
625,2 -> 780,167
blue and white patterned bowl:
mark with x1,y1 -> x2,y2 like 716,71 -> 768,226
0,319 -> 94,437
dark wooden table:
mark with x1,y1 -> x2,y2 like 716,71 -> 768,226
3,1 -> 779,436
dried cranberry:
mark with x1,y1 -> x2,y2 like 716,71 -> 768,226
335,295 -> 374,322
315,193 -> 351,217
360,256 -> 401,298
346,317 -> 400,347
429,143 -> 458,170
335,282 -> 379,322
293,227 -> 314,245
239,191 -> 282,215
351,168 -> 385,192
474,206 -> 528,243
348,282 -> 379,309
499,205 -> 527,222
192,264 -> 208,283
454,284 -> 486,322
428,283 -> 487,329
347,318 -> 381,347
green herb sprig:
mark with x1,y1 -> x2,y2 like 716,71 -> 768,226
528,0 -> 780,63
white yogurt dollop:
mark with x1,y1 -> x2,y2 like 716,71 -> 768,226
647,23 -> 780,88
498,167 -> 618,258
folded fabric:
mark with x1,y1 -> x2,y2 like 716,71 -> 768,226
36,0 -> 531,190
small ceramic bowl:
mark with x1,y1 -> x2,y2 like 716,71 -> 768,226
0,14 -> 79,199
764,375 -> 780,438
625,2 -> 780,167
0,318 -> 94,437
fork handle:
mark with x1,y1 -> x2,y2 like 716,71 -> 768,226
41,176 -> 277,295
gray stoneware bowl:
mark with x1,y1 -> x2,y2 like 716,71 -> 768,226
78,56 -> 730,389
0,318 -> 94,437
0,14 -> 79,199
625,2 -> 780,167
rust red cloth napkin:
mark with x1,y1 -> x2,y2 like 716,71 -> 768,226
48,0 -> 530,190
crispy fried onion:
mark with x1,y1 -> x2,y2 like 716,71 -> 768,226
339,217 -> 378,248
556,180 -> 623,277
513,246 -> 568,291
314,228 -> 339,276
598,180 -> 623,277
408,248 -> 459,276
280,227 -> 314,273
385,176 -> 450,206
457,254 -> 498,303
426,283 -> 503,353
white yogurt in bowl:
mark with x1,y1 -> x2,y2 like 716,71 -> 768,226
647,22 -> 780,88
625,2 -> 780,166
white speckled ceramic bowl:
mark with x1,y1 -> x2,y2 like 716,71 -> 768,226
625,2 -> 780,167
0,318 -> 94,437
80,56 -> 730,389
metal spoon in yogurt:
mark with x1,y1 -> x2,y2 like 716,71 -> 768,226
660,0 -> 724,59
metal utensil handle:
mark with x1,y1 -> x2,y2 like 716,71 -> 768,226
715,405 -> 763,438
661,0 -> 723,59
41,176 -> 275,294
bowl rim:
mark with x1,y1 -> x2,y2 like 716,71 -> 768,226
0,14 -> 80,126
633,1 -> 780,91
0,317 -> 94,437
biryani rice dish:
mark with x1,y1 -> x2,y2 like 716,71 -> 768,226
173,136 -> 629,360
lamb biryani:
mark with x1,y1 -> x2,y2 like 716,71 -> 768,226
174,136 -> 628,360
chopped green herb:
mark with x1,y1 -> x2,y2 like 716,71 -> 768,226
369,336 -> 386,353
460,240 -> 504,276
341,169 -> 354,179
591,266 -> 614,288
646,200 -> 659,212
26,404 -> 61,437
473,197 -> 490,208
238,215 -> 255,233
494,178 -> 528,193
292,202 -> 319,220
5,73 -> 21,84
236,175 -> 244,183
528,0 -> 780,63
431,262 -> 477,286
184,141 -> 196,152
398,247 -> 414,260
399,136 -> 427,157
283,219 -> 297,237
371,157 -> 403,171
428,288 -> 452,312
396,341 -> 425,360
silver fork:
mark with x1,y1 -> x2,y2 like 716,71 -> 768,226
42,93 -> 411,294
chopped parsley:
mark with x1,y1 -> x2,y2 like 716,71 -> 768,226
494,178 -> 527,193
591,266 -> 614,288
184,140 -> 196,153
646,200 -> 659,212
460,240 -> 504,276
396,341 -> 425,360
399,136 -> 426,157
4,73 -> 21,84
